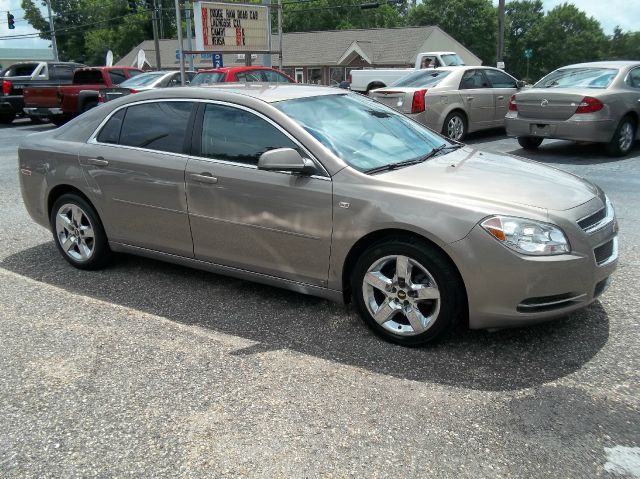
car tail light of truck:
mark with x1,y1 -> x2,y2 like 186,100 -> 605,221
575,96 -> 603,114
508,95 -> 517,111
411,89 -> 427,114
2,80 -> 10,95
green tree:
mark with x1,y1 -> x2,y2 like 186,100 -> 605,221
21,0 -> 172,65
407,0 -> 496,66
608,26 -> 640,60
534,2 -> 607,78
504,0 -> 544,81
283,0 -> 404,33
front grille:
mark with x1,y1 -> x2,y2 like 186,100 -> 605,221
578,207 -> 606,231
594,239 -> 614,266
517,292 -> 586,313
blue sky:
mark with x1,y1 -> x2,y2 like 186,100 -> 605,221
2,0 -> 639,50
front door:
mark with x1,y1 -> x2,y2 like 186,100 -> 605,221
186,103 -> 333,287
458,69 -> 495,131
80,101 -> 195,257
482,68 -> 519,125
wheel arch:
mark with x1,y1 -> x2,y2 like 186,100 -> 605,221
341,228 -> 468,317
366,81 -> 386,93
440,107 -> 468,133
47,184 -> 98,219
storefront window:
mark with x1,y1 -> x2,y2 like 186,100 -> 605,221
295,68 -> 304,83
329,67 -> 345,86
307,68 -> 322,85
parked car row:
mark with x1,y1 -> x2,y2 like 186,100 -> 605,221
369,61 -> 640,157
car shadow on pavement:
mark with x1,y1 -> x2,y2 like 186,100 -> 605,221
508,141 -> 640,165
1,242 -> 610,392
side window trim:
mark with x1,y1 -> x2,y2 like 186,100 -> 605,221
88,99 -> 330,177
627,67 -> 640,89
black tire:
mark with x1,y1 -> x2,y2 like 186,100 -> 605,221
50,116 -> 68,127
351,236 -> 466,346
366,83 -> 385,94
28,115 -> 44,124
442,111 -> 468,141
517,136 -> 544,150
82,101 -> 98,113
606,116 -> 637,157
50,193 -> 111,270
0,112 -> 16,124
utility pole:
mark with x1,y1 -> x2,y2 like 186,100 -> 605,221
496,0 -> 505,68
185,2 -> 194,71
278,0 -> 283,69
152,0 -> 162,69
262,0 -> 271,67
45,0 -> 59,61
174,0 -> 186,85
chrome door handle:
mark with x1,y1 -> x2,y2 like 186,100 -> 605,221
189,172 -> 218,184
497,95 -> 504,100
82,157 -> 109,167
466,96 -> 474,100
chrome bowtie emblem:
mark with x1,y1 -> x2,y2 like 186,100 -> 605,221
541,99 -> 549,107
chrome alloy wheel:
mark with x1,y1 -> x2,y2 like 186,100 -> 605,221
619,121 -> 634,153
55,203 -> 96,262
446,116 -> 464,141
362,255 -> 440,336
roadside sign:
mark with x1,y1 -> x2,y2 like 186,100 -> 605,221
212,53 -> 223,67
193,2 -> 269,52
496,61 -> 505,70
524,48 -> 533,59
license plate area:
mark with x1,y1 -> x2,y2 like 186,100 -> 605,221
530,123 -> 554,136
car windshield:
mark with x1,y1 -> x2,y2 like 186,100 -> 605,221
191,72 -> 225,85
441,54 -> 465,66
120,72 -> 166,87
392,70 -> 451,87
534,67 -> 619,89
274,93 -> 449,173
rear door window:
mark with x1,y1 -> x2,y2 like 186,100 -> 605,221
74,70 -> 105,85
50,64 -> 75,81
263,70 -> 294,83
235,70 -> 264,82
108,70 -> 127,85
627,67 -> 640,89
96,109 -> 126,144
459,70 -> 490,89
4,63 -> 39,77
119,101 -> 194,153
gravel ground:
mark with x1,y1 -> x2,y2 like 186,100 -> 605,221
1,120 -> 639,478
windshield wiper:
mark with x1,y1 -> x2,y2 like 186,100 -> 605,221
364,144 -> 462,174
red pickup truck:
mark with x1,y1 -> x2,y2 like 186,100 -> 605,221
23,67 -> 142,125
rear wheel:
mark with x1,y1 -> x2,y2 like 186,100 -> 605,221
606,116 -> 636,157
442,111 -> 467,141
351,237 -> 465,346
50,193 -> 111,270
0,112 -> 16,124
517,136 -> 544,150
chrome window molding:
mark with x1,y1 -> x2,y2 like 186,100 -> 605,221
87,97 -> 331,179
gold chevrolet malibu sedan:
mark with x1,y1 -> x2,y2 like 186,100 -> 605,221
18,84 -> 618,345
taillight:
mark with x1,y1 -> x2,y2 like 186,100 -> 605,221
575,96 -> 603,114
98,91 -> 105,103
411,89 -> 427,113
2,80 -> 11,95
128,88 -> 138,93
508,94 -> 517,111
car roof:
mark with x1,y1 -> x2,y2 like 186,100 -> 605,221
196,66 -> 280,74
559,61 -> 640,69
117,83 -> 346,103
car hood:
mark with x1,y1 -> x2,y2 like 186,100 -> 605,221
377,147 -> 599,211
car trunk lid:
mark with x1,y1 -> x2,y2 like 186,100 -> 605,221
514,89 -> 594,121
369,87 -> 422,114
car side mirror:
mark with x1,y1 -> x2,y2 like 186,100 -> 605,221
258,148 -> 317,175
516,80 -> 525,89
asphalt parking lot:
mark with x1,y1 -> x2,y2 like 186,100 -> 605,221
1,119 -> 639,478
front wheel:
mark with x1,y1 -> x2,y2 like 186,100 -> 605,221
50,194 -> 111,270
442,111 -> 467,141
517,136 -> 543,150
606,116 -> 636,157
351,237 -> 466,346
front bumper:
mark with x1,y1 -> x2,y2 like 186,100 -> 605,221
505,114 -> 617,143
23,107 -> 63,117
445,201 -> 618,329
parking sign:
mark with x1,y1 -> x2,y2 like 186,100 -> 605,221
213,53 -> 223,68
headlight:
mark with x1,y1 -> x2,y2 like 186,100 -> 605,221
481,216 -> 570,256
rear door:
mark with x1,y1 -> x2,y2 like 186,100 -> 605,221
185,102 -> 333,286
458,69 -> 495,130
80,100 -> 196,257
482,68 -> 518,124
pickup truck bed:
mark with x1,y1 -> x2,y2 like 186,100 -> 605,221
23,67 -> 142,125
